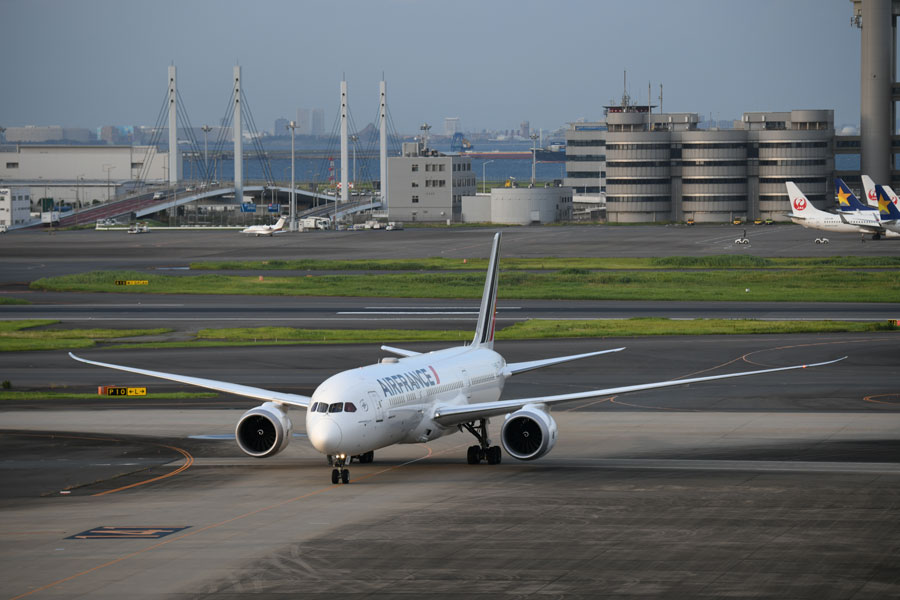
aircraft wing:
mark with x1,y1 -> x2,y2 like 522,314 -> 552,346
69,352 -> 311,408
505,347 -> 625,376
380,345 -> 421,358
432,357 -> 845,426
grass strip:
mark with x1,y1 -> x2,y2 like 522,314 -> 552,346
30,269 -> 900,303
197,327 -> 473,344
0,391 -> 217,401
0,297 -> 29,305
496,318 -> 896,338
189,255 -> 900,271
0,320 -> 173,352
195,319 -> 895,345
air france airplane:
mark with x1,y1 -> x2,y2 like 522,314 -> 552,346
70,233 -> 844,484
241,216 -> 287,236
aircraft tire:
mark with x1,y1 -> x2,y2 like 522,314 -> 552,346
467,445 -> 480,464
486,446 -> 502,465
331,469 -> 340,484
341,469 -> 350,484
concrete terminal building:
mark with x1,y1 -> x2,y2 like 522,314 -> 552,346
600,108 -> 833,223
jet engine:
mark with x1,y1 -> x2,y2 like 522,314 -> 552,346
500,404 -> 557,460
235,402 -> 292,458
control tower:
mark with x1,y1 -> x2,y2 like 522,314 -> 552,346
851,0 -> 899,184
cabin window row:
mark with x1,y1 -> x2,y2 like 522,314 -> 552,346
309,401 -> 358,413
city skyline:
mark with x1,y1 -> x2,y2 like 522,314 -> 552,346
2,0 -> 867,135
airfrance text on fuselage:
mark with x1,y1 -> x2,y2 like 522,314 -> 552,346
377,367 -> 440,397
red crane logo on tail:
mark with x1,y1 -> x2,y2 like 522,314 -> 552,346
793,197 -> 807,211
868,189 -> 877,203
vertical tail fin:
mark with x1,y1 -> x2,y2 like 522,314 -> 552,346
786,182 -> 821,218
861,175 -> 878,208
835,178 -> 875,212
472,232 -> 502,349
876,185 -> 900,220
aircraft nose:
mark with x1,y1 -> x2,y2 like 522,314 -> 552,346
308,419 -> 343,454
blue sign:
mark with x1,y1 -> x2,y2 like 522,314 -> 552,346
67,526 -> 190,540
240,202 -> 256,213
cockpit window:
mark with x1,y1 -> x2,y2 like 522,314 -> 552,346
344,402 -> 357,413
316,403 -> 328,413
328,403 -> 344,413
309,402 -> 318,412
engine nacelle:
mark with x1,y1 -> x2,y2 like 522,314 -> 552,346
500,404 -> 558,461
235,402 -> 292,458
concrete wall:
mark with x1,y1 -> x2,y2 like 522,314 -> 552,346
0,145 -> 168,182
462,187 -> 573,224
461,193 -> 492,222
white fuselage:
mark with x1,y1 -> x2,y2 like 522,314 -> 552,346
306,346 -> 506,456
791,211 -> 876,234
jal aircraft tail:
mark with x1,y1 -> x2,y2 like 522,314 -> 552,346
861,175 -> 879,208
876,185 -> 900,221
786,182 -> 825,219
472,232 -> 502,349
835,178 -> 875,212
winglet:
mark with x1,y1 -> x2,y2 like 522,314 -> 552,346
472,233 -> 502,349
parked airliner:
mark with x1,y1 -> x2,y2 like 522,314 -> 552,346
835,178 -> 900,238
71,233 -> 844,484
786,181 -> 898,240
242,216 -> 286,236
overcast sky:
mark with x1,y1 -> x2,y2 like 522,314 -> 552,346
2,0 -> 865,135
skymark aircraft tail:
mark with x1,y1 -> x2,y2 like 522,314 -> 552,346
876,185 -> 900,220
472,232 -> 502,349
836,179 -> 876,212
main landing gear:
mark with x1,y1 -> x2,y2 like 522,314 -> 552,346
461,419 -> 502,465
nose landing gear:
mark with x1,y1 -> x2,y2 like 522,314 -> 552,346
330,454 -> 350,484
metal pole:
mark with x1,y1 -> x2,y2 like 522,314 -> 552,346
530,134 -> 538,185
482,160 -> 494,194
288,120 -> 296,231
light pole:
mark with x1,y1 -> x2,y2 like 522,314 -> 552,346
201,125 -> 212,181
530,133 -> 539,185
287,120 -> 297,231
482,160 -> 494,194
75,174 -> 84,224
103,165 -> 115,202
350,134 -> 358,187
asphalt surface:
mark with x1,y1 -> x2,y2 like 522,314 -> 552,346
1,226 -> 899,599
1,224 -> 899,285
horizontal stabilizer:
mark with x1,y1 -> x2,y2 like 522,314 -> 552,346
69,353 -> 310,408
380,345 -> 421,358
505,347 -> 625,376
